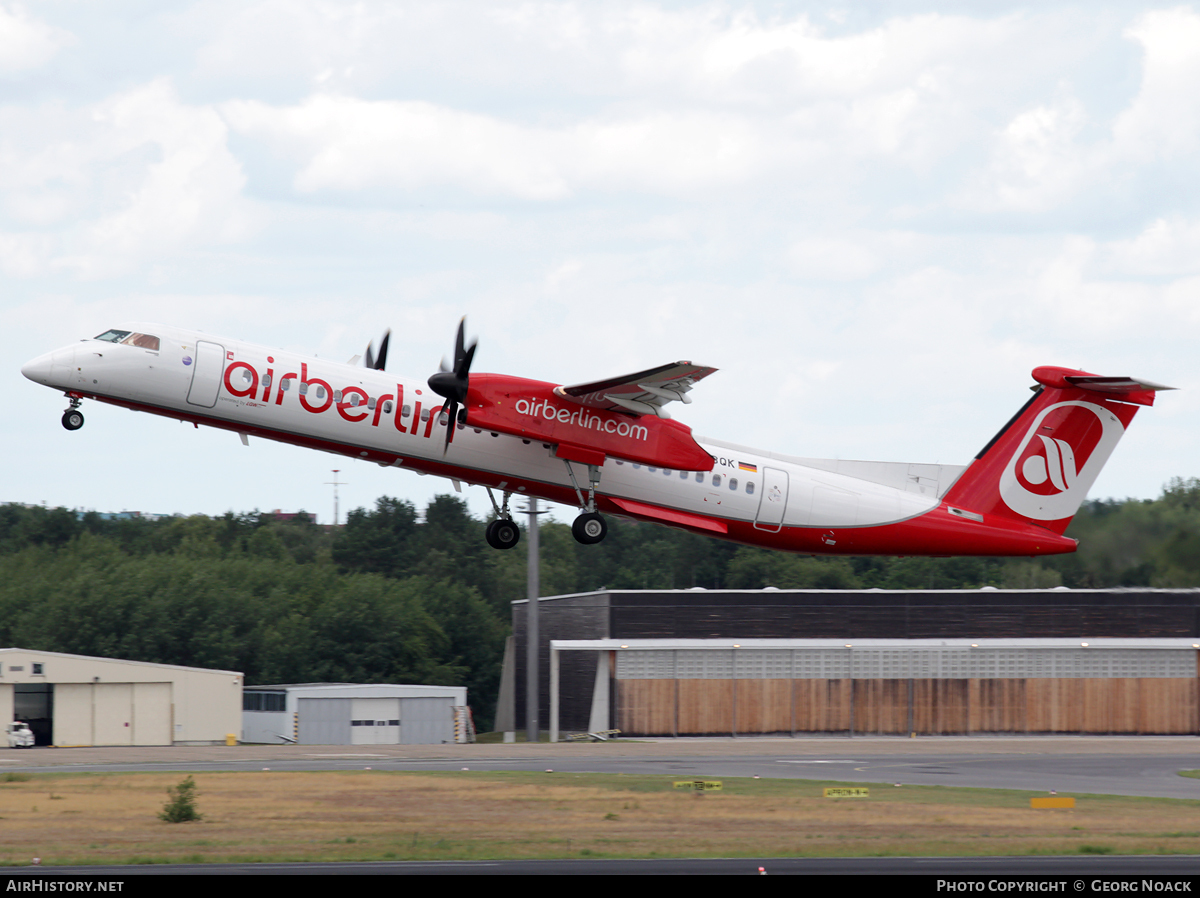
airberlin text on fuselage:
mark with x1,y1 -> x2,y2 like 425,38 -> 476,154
514,398 -> 649,441
220,359 -> 445,438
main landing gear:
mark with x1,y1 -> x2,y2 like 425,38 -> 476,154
564,461 -> 608,545
486,517 -> 521,550
61,395 -> 84,431
572,511 -> 607,545
484,488 -> 521,550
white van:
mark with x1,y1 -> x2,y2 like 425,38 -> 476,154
6,721 -> 34,748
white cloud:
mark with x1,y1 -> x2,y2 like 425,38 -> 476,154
1113,6 -> 1200,161
0,3 -> 72,74
0,80 -> 252,279
981,94 -> 1089,212
1104,216 -> 1200,277
222,94 -> 771,200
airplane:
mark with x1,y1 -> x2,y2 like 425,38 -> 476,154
21,320 -> 1172,556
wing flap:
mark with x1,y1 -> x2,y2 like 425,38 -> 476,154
609,497 -> 729,534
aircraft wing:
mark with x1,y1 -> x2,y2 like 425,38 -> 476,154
553,361 -> 717,418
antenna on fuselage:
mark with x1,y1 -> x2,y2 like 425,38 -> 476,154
325,469 -> 347,526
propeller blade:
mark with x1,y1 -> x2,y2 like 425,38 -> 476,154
441,398 -> 458,453
429,317 -> 477,453
457,340 -> 476,378
364,329 -> 391,371
375,330 -> 390,370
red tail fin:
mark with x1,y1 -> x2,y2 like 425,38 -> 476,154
943,367 -> 1172,535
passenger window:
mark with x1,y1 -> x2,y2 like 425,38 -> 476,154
299,383 -> 308,395
262,375 -> 271,387
695,472 -> 704,483
316,386 -> 326,400
632,464 -> 641,469
334,390 -> 343,402
664,469 -> 672,476
730,478 -> 738,491
679,471 -> 688,479
368,398 -> 376,410
242,370 -> 253,384
648,467 -> 657,473
382,401 -> 392,413
281,379 -> 291,391
402,404 -> 411,417
746,481 -> 755,495
712,474 -> 722,487
420,409 -> 430,421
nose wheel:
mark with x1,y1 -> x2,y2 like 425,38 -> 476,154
61,397 -> 84,431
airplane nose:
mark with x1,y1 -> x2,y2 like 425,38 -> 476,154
21,352 -> 55,386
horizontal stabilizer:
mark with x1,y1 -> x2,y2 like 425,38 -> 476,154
1062,375 -> 1175,393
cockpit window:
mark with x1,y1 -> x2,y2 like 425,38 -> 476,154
121,333 -> 160,350
95,330 -> 159,350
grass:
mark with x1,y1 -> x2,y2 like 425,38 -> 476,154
0,770 -> 1199,867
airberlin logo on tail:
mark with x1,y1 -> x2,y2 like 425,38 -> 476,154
1022,435 -> 1077,492
999,400 -> 1125,521
514,398 -> 649,441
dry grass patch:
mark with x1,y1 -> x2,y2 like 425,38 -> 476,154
0,771 -> 1198,866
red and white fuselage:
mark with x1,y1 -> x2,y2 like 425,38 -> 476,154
22,322 -> 1169,556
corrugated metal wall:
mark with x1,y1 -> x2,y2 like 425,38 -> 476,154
617,677 -> 1200,736
612,645 -> 1200,736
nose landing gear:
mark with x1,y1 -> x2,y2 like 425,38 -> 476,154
61,395 -> 84,431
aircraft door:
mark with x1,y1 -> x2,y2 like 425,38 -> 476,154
754,467 -> 789,532
186,341 -> 225,408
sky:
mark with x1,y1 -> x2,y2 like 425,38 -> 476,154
4,0 -> 1198,525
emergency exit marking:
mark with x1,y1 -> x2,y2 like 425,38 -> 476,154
673,780 -> 722,791
823,788 -> 870,798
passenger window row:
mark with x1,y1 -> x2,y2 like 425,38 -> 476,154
613,459 -> 755,494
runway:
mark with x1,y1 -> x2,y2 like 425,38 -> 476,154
4,735 -> 1200,799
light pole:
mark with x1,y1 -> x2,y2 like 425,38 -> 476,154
524,496 -> 548,743
325,469 -> 345,526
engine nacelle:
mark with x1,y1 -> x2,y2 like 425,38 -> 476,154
464,373 -> 714,471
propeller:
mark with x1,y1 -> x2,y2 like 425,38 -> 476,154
427,318 -> 477,452
363,329 -> 391,371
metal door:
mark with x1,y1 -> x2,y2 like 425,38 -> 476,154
753,467 -> 789,532
186,341 -> 225,408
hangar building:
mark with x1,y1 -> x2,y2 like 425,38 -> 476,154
242,683 -> 472,745
1,648 -> 242,746
510,589 -> 1200,739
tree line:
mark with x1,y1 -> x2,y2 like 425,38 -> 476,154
2,477 -> 1198,730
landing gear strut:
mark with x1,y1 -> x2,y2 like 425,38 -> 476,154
484,488 -> 521,550
564,461 -> 608,544
61,395 -> 84,431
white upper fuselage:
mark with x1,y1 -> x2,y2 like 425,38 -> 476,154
22,323 -> 959,532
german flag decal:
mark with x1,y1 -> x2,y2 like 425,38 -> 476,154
739,462 -> 757,473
